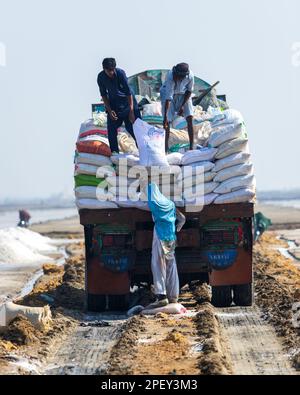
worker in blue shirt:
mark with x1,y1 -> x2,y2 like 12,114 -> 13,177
97,58 -> 141,153
160,63 -> 195,152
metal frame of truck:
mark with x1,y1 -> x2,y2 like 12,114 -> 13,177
79,202 -> 254,311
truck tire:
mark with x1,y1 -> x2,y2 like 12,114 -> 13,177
108,294 -> 130,311
211,285 -> 232,307
233,283 -> 253,306
87,294 -> 106,312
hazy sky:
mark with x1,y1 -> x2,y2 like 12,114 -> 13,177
0,0 -> 299,200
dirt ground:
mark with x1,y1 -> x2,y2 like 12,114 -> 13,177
0,230 -> 299,375
107,285 -> 232,375
253,233 -> 300,369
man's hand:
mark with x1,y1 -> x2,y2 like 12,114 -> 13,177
109,110 -> 118,121
177,106 -> 184,117
129,109 -> 136,124
163,117 -> 169,130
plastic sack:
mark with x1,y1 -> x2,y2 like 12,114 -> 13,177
75,152 -> 112,167
214,174 -> 256,194
142,303 -> 187,315
74,164 -> 115,178
214,152 -> 251,172
133,118 -> 169,167
166,152 -> 183,165
76,198 -> 118,210
117,130 -> 138,155
108,182 -> 140,200
116,199 -> 149,211
74,174 -> 108,188
93,112 -> 107,127
181,148 -> 217,165
110,153 -> 140,167
185,192 -> 218,206
169,143 -> 190,154
75,186 -> 113,200
214,163 -> 253,183
96,165 -> 116,178
194,121 -> 213,146
142,102 -> 162,117
183,182 -> 219,199
76,140 -> 111,157
178,161 -> 215,181
79,134 -> 109,145
74,163 -> 98,176
214,189 -> 256,204
215,138 -> 249,160
79,118 -> 107,136
178,171 -> 217,188
210,109 -> 244,127
106,176 -> 138,187
0,302 -> 52,332
168,128 -> 189,147
208,123 -> 246,148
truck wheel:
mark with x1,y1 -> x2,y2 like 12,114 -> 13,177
233,283 -> 253,306
87,294 -> 106,312
211,286 -> 232,307
108,294 -> 130,311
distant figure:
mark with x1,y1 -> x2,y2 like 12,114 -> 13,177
18,209 -> 31,228
160,63 -> 195,151
97,57 -> 141,153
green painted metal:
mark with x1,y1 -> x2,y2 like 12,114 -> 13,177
128,69 -> 211,98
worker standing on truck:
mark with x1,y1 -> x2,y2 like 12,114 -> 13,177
145,182 -> 186,308
160,63 -> 195,152
97,58 -> 141,153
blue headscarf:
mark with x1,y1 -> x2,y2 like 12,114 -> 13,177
147,183 -> 176,242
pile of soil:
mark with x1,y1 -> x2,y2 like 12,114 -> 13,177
54,255 -> 85,310
1,316 -> 41,346
195,303 -> 232,375
254,233 -> 300,369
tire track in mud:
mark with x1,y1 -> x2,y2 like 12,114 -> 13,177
217,306 -> 297,375
106,285 -> 233,375
43,314 -> 126,375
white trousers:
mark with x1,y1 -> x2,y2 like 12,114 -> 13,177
151,229 -> 179,300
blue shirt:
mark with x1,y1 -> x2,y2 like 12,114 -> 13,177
97,68 -> 136,111
160,70 -> 195,101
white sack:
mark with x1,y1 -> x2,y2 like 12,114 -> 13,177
75,152 -> 112,167
181,147 -> 217,165
75,186 -> 113,200
214,189 -> 256,204
214,174 -> 256,194
215,138 -> 249,160
208,123 -> 246,148
214,163 -> 253,183
133,118 -> 169,167
76,199 -> 118,210
214,152 -> 251,172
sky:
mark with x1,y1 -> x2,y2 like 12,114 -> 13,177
0,0 -> 299,200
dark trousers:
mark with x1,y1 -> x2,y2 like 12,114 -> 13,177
107,108 -> 141,153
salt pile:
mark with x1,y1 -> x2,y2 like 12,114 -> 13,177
0,228 -> 56,265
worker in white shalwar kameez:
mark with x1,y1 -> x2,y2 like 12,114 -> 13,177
146,182 -> 186,309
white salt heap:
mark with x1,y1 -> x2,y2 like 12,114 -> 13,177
0,227 -> 56,265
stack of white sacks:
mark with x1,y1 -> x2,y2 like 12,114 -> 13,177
206,109 -> 255,204
74,108 -> 256,210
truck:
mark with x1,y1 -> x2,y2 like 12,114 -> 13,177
80,203 -> 254,311
79,70 -> 254,311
